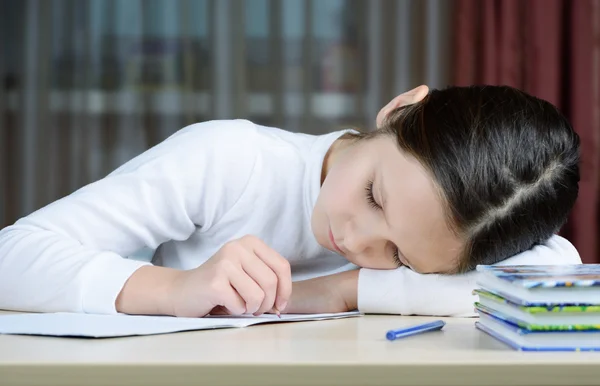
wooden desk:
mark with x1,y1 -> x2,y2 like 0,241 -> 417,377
1,312 -> 600,386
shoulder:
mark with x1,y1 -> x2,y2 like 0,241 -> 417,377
170,119 -> 306,154
169,119 -> 260,150
112,120 -> 261,174
170,120 -> 264,178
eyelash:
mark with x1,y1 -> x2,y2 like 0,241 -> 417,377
365,180 -> 402,267
365,180 -> 381,210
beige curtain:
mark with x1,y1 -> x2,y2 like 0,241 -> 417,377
1,0 -> 453,228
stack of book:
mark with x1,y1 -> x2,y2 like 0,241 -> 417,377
474,264 -> 600,351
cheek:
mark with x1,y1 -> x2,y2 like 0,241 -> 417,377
319,147 -> 372,221
321,173 -> 357,216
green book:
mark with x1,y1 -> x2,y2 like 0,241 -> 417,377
474,289 -> 600,330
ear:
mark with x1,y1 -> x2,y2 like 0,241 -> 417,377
376,85 -> 429,128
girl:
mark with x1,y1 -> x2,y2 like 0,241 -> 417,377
0,85 -> 581,317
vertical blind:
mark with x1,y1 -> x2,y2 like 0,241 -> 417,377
0,0 -> 453,227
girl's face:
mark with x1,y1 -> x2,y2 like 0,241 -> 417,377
312,134 -> 463,274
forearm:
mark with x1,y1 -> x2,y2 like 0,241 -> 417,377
285,269 -> 358,313
115,265 -> 182,315
116,266 -> 360,316
334,269 -> 359,310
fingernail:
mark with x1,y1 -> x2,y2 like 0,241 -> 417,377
279,301 -> 288,310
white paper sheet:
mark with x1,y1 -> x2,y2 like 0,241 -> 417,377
0,311 -> 362,338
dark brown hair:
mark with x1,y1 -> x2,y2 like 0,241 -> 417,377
346,85 -> 580,273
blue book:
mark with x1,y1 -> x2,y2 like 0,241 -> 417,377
476,264 -> 600,305
475,310 -> 600,351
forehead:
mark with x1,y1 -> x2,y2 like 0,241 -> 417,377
370,136 -> 463,272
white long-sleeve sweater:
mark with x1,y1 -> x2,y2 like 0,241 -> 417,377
0,120 -> 582,316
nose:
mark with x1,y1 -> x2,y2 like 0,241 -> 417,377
343,224 -> 391,269
343,222 -> 378,257
343,232 -> 366,255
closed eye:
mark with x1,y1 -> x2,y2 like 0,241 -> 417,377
392,249 -> 403,268
365,180 -> 381,210
366,180 -> 403,268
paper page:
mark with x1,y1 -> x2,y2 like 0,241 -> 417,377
0,311 -> 362,338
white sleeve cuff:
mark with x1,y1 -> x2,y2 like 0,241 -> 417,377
80,253 -> 150,314
357,235 -> 580,317
358,267 -> 479,317
358,267 -> 412,315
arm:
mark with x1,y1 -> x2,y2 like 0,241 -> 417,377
0,120 -> 258,314
357,235 -> 582,316
284,270 -> 358,314
288,235 -> 581,316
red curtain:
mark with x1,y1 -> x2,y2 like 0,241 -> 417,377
453,0 -> 600,263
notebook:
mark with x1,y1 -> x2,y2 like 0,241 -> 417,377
475,311 -> 600,351
0,311 -> 362,338
476,264 -> 600,304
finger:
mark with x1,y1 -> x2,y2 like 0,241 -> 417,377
241,256 -> 279,315
228,262 -> 266,315
268,307 -> 284,315
216,284 -> 247,316
242,236 -> 292,311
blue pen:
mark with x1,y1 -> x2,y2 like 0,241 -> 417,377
385,320 -> 446,341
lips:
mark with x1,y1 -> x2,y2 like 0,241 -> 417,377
328,228 -> 344,255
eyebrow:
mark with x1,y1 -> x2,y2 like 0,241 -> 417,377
378,175 -> 414,269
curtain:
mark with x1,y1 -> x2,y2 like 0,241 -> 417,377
1,0 -> 453,227
453,0 -> 600,263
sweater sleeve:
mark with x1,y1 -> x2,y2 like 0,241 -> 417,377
357,235 -> 582,317
0,120 -> 258,314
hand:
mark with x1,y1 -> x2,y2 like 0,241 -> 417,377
376,85 -> 429,128
281,270 -> 359,314
167,235 -> 292,317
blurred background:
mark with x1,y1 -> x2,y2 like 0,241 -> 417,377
1,0 -> 599,263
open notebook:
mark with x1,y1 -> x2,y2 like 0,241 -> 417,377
0,311 -> 362,338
